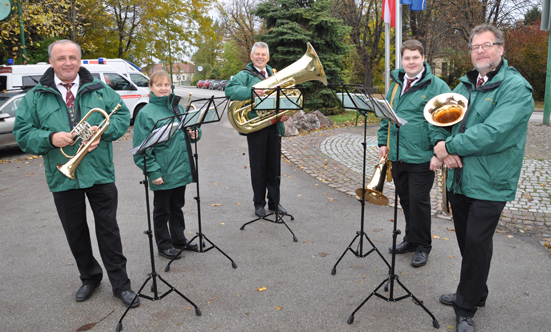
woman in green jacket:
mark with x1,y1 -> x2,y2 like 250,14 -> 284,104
133,70 -> 200,259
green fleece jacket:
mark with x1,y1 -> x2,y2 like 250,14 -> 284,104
14,67 -> 130,192
225,62 -> 285,135
443,59 -> 534,201
132,93 -> 201,191
378,63 -> 451,163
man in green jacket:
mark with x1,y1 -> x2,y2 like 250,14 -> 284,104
378,40 -> 451,267
225,42 -> 288,218
14,40 -> 139,308
434,24 -> 534,332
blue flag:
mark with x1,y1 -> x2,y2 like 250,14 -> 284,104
401,0 -> 412,4
409,0 -> 426,11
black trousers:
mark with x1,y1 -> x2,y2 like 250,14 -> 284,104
246,125 -> 280,208
449,192 -> 506,318
392,161 -> 434,253
152,185 -> 188,251
52,183 -> 131,294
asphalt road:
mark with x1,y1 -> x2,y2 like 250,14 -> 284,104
1,86 -> 550,332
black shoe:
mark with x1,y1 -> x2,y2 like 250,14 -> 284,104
439,293 -> 486,307
174,240 -> 198,252
159,247 -> 182,259
115,290 -> 140,308
456,316 -> 475,332
389,241 -> 416,254
268,204 -> 287,215
411,252 -> 428,267
255,206 -> 266,217
75,284 -> 99,302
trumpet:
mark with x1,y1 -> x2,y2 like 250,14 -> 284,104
355,155 -> 390,206
57,104 -> 121,179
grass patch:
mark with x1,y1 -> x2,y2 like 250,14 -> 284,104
534,100 -> 545,109
328,111 -> 381,126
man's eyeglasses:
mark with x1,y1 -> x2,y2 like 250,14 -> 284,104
469,42 -> 502,52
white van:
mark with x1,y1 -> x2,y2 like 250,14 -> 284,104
0,63 -> 149,122
82,58 -> 150,88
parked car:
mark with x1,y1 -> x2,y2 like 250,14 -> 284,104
209,80 -> 221,90
196,80 -> 205,88
217,80 -> 228,91
0,90 -> 26,148
203,79 -> 213,89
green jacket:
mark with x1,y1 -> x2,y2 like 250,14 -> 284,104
132,93 -> 201,191
444,59 -> 534,201
14,67 -> 130,192
378,63 -> 451,163
225,62 -> 285,135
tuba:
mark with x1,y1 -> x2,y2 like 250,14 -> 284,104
227,43 -> 328,134
57,104 -> 121,179
355,156 -> 390,206
423,93 -> 468,213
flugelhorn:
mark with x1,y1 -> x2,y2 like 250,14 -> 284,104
355,156 -> 390,206
57,104 -> 121,179
227,42 -> 327,134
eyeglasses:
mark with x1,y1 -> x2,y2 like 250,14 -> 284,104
469,42 -> 502,52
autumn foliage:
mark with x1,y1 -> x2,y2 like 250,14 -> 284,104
504,22 -> 549,100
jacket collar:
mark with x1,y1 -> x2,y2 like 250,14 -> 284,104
463,58 -> 506,91
393,63 -> 432,93
39,66 -> 95,89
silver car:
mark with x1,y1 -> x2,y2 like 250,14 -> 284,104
0,91 -> 26,148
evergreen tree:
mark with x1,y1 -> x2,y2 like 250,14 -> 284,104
254,0 -> 351,114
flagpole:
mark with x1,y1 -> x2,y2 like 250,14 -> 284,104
395,0 -> 401,70
385,23 -> 390,94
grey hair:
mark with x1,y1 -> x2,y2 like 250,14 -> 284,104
48,40 -> 82,60
251,42 -> 269,56
469,24 -> 505,47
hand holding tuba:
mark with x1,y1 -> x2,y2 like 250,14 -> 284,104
57,104 -> 121,179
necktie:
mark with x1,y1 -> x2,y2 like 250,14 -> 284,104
403,77 -> 417,92
260,70 -> 266,79
477,77 -> 484,87
61,83 -> 75,127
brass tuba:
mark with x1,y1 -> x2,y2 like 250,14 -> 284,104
57,104 -> 122,179
227,42 -> 328,134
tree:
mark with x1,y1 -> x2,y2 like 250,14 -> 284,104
524,5 -> 541,25
332,0 -> 385,88
254,0 -> 351,114
215,0 -> 264,65
505,22 -> 548,100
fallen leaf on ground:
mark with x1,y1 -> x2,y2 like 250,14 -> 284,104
495,229 -> 508,234
256,287 -> 267,292
507,235 -> 514,238
373,228 -> 383,232
431,235 -> 440,239
319,252 -> 328,257
211,204 -> 222,206
448,255 -> 455,258
447,227 -> 455,231
276,306 -> 283,310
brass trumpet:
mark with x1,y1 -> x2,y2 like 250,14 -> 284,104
57,104 -> 121,179
355,156 -> 390,206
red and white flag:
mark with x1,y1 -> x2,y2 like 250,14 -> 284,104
383,0 -> 396,28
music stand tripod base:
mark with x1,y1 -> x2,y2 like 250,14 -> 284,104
240,211 -> 297,242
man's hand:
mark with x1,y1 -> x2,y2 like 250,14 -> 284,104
434,141 -> 449,160
429,155 -> 442,171
443,155 -> 462,169
278,115 -> 289,122
84,126 -> 99,152
255,89 -> 266,97
52,132 -> 74,148
378,146 -> 387,160
152,177 -> 164,185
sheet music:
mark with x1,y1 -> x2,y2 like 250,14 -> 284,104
130,121 -> 179,155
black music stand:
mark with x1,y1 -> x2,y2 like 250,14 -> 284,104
117,115 -> 201,332
239,86 -> 298,242
165,95 -> 238,272
329,83 -> 439,329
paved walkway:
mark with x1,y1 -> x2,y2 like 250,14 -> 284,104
282,121 -> 551,239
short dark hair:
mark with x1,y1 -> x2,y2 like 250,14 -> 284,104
401,40 -> 424,57
469,24 -> 504,47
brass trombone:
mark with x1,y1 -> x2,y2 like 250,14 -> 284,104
57,104 -> 121,179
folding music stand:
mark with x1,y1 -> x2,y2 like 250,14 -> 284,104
117,115 -> 201,332
239,86 -> 298,242
329,83 -> 439,329
165,95 -> 238,272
